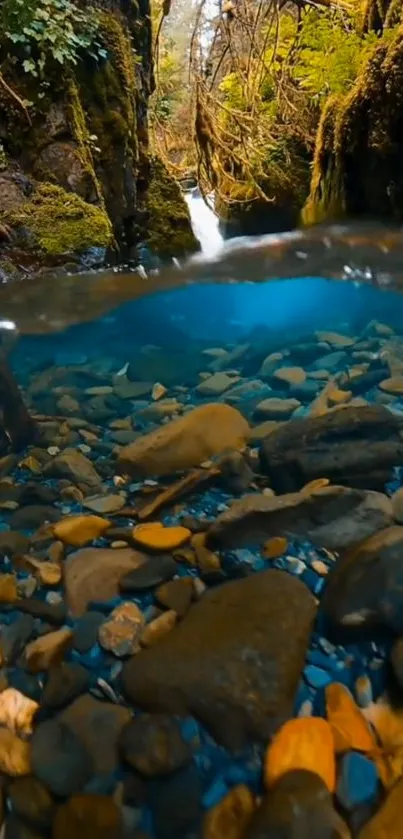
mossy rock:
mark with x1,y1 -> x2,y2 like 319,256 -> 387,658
144,157 -> 200,259
303,25 -> 403,225
2,183 -> 113,256
216,135 -> 311,237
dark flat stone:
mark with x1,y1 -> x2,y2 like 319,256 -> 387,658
0,615 -> 34,665
119,714 -> 192,777
155,578 -> 194,618
149,763 -> 202,839
245,771 -> 349,839
16,599 -> 66,626
42,663 -> 90,710
8,776 -> 56,831
9,506 -> 61,530
31,719 -> 93,797
120,556 -> 178,593
72,611 -> 105,653
260,404 -> 403,493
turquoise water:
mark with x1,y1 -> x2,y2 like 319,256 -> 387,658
2,226 -> 403,837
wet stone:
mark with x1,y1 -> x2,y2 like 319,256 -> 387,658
0,532 -> 30,558
123,570 -> 315,750
8,776 -> 56,830
0,573 -> 18,603
390,638 -> 403,690
140,610 -> 177,647
0,728 -> 31,777
64,547 -> 147,617
3,813 -> 47,839
203,784 -> 256,839
119,555 -> 178,592
53,794 -> 121,839
43,449 -> 102,490
98,601 -> 145,657
15,599 -> 67,626
72,611 -> 105,653
31,719 -> 92,796
59,694 -> 131,777
155,577 -> 194,617
150,763 -> 202,839
9,506 -> 61,530
24,628 -> 73,673
245,770 -> 350,839
42,662 -> 90,710
1,616 -> 35,666
119,714 -> 192,777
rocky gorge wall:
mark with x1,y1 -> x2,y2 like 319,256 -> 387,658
303,3 -> 403,225
0,0 -> 198,280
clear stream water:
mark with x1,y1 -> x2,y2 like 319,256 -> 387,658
2,200 -> 403,834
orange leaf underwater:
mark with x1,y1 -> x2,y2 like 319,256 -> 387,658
326,682 -> 379,756
264,716 -> 336,792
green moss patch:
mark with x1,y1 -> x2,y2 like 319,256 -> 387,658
145,157 -> 199,259
3,183 -> 113,255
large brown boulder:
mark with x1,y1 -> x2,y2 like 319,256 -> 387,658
207,485 -> 393,552
122,570 -> 316,750
321,526 -> 403,633
117,403 -> 250,478
259,405 -> 403,492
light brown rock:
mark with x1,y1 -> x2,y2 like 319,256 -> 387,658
254,398 -> 300,420
117,403 -> 250,478
196,372 -> 239,396
379,376 -> 403,394
0,573 -> 17,603
23,558 -> 62,586
24,628 -> 73,672
203,784 -> 255,839
83,494 -> 126,515
137,399 -> 182,421
53,515 -> 111,547
0,728 -> 31,776
273,367 -> 306,386
315,331 -> 355,347
98,602 -> 145,657
44,449 -> 101,489
140,610 -> 178,647
64,547 -> 147,616
249,421 -> 282,442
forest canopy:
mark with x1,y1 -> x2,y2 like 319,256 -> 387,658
152,0 -> 403,226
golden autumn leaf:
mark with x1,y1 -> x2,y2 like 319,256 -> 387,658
264,716 -> 336,792
326,682 -> 379,755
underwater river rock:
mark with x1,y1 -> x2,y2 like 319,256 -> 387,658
3,231 -> 403,837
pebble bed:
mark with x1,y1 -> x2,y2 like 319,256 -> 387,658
1,316 -> 403,838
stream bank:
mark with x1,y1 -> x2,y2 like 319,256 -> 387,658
0,0 -> 198,282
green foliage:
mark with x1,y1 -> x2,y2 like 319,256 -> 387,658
293,10 -> 379,101
1,0 -> 108,79
2,183 -> 113,254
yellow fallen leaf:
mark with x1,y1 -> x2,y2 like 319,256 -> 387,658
326,682 -> 379,755
264,717 -> 336,792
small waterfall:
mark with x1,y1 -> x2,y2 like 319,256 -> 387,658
185,188 -> 224,256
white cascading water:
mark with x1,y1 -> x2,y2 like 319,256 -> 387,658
185,189 -> 224,256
